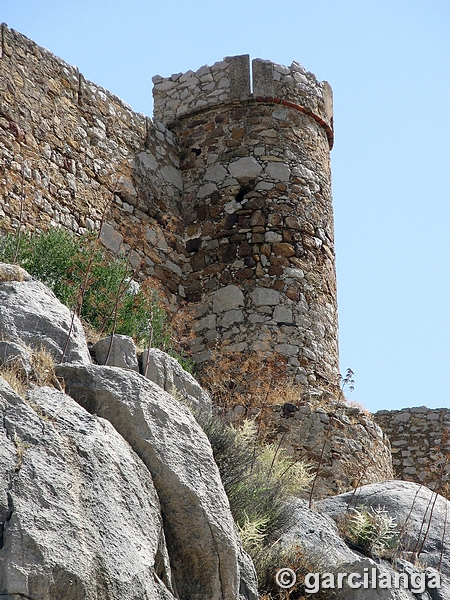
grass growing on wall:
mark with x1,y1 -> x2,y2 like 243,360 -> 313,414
0,228 -> 192,369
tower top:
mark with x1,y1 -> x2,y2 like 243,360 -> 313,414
152,55 -> 334,148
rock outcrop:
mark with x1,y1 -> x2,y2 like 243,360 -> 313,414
0,379 -> 175,599
1,263 -> 448,600
278,485 -> 450,599
93,334 -> 140,372
55,362 -> 256,600
0,264 -> 257,600
240,402 -> 394,499
141,347 -> 211,413
0,263 -> 91,364
319,480 -> 450,577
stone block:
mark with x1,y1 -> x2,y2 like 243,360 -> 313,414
273,306 -> 293,324
273,243 -> 295,257
250,287 -> 280,306
218,309 -> 244,328
100,223 -> 123,254
228,157 -> 262,183
213,285 -> 244,313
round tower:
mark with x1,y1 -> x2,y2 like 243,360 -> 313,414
153,55 -> 338,393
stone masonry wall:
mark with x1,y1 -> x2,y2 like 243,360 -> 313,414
153,55 -> 251,124
154,55 -> 338,389
375,407 -> 450,491
0,24 -> 186,303
1,26 -> 338,392
228,402 -> 393,500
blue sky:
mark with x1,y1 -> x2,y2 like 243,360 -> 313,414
2,0 -> 450,412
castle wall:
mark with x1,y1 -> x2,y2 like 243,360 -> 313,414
0,25 -> 338,392
155,56 -> 338,388
375,407 -> 450,491
4,26 -> 447,498
255,403 -> 393,500
0,24 -> 185,301
153,55 -> 251,124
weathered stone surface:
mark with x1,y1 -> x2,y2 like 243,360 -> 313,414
55,363 -> 257,600
161,165 -> 183,189
257,404 -> 393,500
265,162 -> 291,181
228,157 -> 262,183
197,182 -> 217,198
250,287 -> 280,306
94,334 -> 139,371
219,309 -> 244,327
281,498 -> 365,570
375,408 -> 450,489
285,267 -> 304,279
250,210 -> 265,227
141,347 -> 211,413
0,272 -> 91,364
264,231 -> 282,243
99,222 -> 123,253
273,242 -> 295,257
136,150 -> 158,171
0,341 -> 32,377
273,305 -> 293,323
281,498 -> 448,599
213,285 -> 245,312
205,164 -> 228,182
0,379 -> 174,600
0,263 -> 32,282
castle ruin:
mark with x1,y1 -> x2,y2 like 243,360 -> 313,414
3,24 -> 449,497
0,25 -> 339,394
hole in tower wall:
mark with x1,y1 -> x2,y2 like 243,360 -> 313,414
186,238 -> 201,253
191,148 -> 201,157
235,183 -> 255,203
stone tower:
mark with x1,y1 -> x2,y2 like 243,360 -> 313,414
153,55 -> 338,391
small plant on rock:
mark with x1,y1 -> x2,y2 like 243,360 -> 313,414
341,505 -> 400,558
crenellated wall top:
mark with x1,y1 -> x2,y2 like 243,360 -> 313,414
152,55 -> 334,148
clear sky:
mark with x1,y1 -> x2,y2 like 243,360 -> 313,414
2,0 -> 450,412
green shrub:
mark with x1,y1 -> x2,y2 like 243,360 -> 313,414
0,227 -> 87,306
0,228 -> 189,367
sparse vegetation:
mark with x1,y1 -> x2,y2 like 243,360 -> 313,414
199,351 -> 303,412
0,227 -> 192,370
0,345 -> 61,396
195,412 -> 312,595
340,505 -> 400,558
0,360 -> 28,397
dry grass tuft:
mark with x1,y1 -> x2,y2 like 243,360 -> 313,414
198,351 -> 303,412
346,399 -> 372,416
0,361 -> 28,397
30,346 -> 61,389
0,344 -> 61,395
